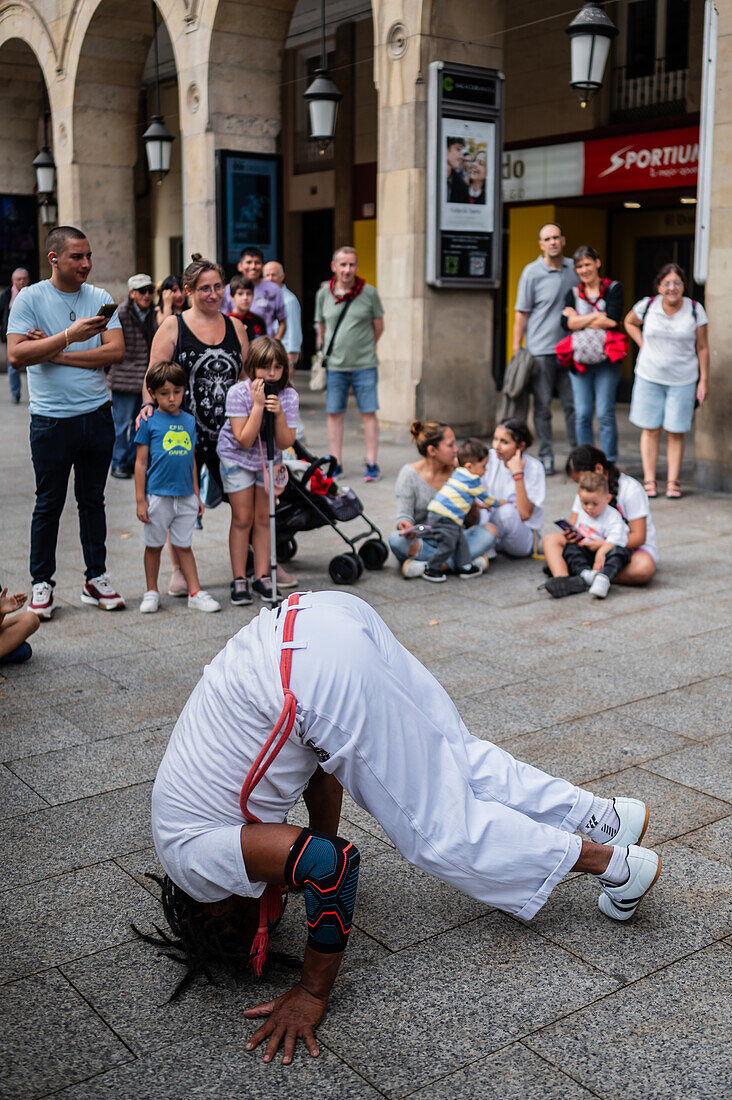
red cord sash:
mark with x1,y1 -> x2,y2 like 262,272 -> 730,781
239,593 -> 303,974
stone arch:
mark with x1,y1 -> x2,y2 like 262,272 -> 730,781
0,1 -> 58,83
69,0 -> 182,294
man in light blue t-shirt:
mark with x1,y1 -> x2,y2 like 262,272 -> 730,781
7,225 -> 125,620
513,223 -> 577,475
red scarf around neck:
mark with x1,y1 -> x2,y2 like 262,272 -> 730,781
329,275 -> 365,304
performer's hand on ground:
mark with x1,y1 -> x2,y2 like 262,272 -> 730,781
244,981 -> 328,1063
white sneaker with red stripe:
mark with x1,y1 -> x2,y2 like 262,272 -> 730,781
29,581 -> 55,620
81,574 -> 125,611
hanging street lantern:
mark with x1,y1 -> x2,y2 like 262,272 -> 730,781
144,1 -> 174,182
304,68 -> 342,152
143,115 -> 174,181
565,2 -> 618,109
33,145 -> 56,196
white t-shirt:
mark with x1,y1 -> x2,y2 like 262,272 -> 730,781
571,502 -> 628,547
633,296 -> 708,386
481,451 -> 545,531
572,473 -> 658,562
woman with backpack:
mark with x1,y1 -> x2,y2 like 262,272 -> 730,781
624,263 -> 709,499
559,246 -> 625,463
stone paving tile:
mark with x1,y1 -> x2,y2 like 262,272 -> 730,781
0,969 -> 132,1100
0,862 -> 161,985
8,726 -> 171,805
113,847 -> 165,899
677,813 -> 732,868
609,675 -> 732,741
641,734 -> 732,802
0,708 -> 95,762
0,661 -> 118,704
51,1035 -> 381,1100
409,1042 -> 595,1099
525,942 -> 731,1100
500,711 -> 690,787
318,913 -> 618,1099
528,841 -> 732,982
0,783 -> 153,891
0,762 -> 47,819
588,767 -> 731,847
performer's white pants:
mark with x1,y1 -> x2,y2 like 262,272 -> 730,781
488,503 -> 535,557
286,593 -> 592,920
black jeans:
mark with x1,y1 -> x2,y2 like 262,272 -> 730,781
562,540 -> 631,582
29,404 -> 114,584
530,354 -> 577,463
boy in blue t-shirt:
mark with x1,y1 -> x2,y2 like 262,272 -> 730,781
134,361 -> 220,614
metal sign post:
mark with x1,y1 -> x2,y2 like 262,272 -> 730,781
426,62 -> 504,289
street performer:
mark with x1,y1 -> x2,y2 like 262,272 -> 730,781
148,590 -> 661,1064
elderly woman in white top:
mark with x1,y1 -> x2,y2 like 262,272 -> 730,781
388,420 -> 496,575
625,263 -> 709,500
478,418 -> 545,557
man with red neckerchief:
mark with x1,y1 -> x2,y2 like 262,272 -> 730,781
314,247 -> 384,482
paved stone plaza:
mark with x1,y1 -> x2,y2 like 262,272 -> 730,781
1,380 -> 730,1099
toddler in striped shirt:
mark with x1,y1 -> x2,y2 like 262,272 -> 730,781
423,438 -> 495,582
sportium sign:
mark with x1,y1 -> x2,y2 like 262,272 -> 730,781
502,126 -> 698,202
584,127 -> 698,193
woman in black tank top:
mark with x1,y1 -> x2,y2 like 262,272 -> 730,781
144,257 -> 249,496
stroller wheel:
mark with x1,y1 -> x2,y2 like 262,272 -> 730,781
359,538 -> 389,571
277,536 -> 298,563
329,553 -> 361,585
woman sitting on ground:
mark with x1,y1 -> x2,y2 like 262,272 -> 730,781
542,444 -> 658,586
478,418 -> 545,558
388,420 -> 495,576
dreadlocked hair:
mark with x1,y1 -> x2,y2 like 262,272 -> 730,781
131,874 -> 297,1002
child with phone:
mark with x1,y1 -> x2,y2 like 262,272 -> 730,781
543,471 -> 630,599
216,336 -> 298,605
134,360 -> 220,614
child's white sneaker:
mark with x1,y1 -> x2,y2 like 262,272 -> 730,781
401,559 -> 426,578
188,590 -> 221,613
589,573 -> 611,599
472,555 -> 490,574
139,590 -> 160,614
580,569 -> 597,586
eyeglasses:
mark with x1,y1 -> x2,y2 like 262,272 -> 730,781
196,285 -> 223,296
659,280 -> 683,289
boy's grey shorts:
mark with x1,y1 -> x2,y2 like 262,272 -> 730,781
143,493 -> 198,548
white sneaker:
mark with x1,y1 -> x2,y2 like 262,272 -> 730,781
401,559 -> 426,579
81,574 -> 125,610
472,555 -> 489,574
188,590 -> 221,613
139,590 -> 160,614
598,845 -> 661,922
589,573 -> 611,599
29,581 -> 55,620
580,569 -> 597,586
607,797 -> 649,847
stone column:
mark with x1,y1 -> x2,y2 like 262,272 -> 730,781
373,0 -> 504,438
695,0 -> 732,492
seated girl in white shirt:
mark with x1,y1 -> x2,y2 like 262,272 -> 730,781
479,418 -> 545,557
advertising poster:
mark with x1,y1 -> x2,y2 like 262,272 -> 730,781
217,152 -> 280,272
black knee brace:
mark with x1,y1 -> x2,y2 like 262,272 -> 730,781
284,828 -> 360,953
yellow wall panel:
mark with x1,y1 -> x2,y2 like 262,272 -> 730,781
353,219 -> 377,287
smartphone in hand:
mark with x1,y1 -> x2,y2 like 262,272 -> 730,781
555,518 -> 578,536
96,304 -> 119,319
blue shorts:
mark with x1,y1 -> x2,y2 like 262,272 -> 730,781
326,367 -> 379,415
219,461 -> 264,494
629,376 -> 696,433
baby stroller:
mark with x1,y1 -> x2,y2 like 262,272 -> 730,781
275,440 -> 389,584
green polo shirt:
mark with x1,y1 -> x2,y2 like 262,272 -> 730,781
314,284 -> 384,372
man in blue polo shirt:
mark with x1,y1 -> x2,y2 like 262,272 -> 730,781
7,225 -> 125,620
513,223 -> 577,474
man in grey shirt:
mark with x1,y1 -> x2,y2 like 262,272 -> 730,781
513,223 -> 577,474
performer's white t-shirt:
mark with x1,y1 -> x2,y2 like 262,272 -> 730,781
152,605 -> 318,902
572,473 -> 658,562
481,450 -> 545,531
